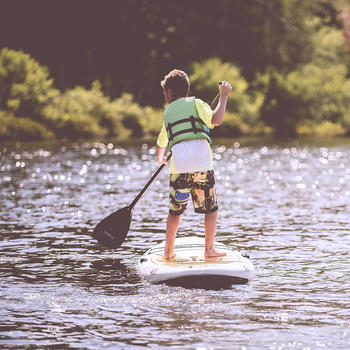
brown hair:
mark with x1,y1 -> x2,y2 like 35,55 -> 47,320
161,69 -> 190,98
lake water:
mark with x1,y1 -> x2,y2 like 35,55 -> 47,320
0,139 -> 349,349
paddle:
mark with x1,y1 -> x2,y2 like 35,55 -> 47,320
93,153 -> 171,248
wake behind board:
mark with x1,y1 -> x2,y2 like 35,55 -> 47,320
137,237 -> 254,289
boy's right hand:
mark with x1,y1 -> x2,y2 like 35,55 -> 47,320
219,80 -> 232,97
159,157 -> 169,166
156,145 -> 169,165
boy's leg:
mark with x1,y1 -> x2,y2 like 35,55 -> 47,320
164,213 -> 181,259
164,173 -> 191,259
204,210 -> 226,258
192,170 -> 226,258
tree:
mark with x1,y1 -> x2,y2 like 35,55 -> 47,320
190,58 -> 262,126
0,48 -> 58,119
260,62 -> 350,136
0,0 -> 343,107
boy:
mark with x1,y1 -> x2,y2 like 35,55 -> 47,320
156,69 -> 232,260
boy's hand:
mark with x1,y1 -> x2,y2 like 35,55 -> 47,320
156,146 -> 169,165
211,80 -> 232,126
159,157 -> 169,166
219,80 -> 232,97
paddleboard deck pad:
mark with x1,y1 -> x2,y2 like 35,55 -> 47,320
137,237 -> 254,289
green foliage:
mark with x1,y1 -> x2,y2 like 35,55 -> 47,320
190,58 -> 263,128
109,93 -> 163,138
190,58 -> 248,110
0,1 -> 345,106
0,48 -> 58,119
3,3 -> 350,145
311,26 -> 344,64
296,119 -> 346,136
260,59 -> 350,136
298,63 -> 350,123
43,82 -> 112,139
42,84 -> 163,140
0,111 -> 54,141
52,113 -> 105,140
212,112 -> 250,138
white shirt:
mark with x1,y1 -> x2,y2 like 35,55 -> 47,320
170,138 -> 213,174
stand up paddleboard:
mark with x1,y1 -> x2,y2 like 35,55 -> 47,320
137,237 -> 254,289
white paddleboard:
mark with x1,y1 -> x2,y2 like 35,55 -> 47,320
137,236 -> 254,288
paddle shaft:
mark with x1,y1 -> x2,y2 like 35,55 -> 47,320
210,81 -> 223,108
129,153 -> 171,210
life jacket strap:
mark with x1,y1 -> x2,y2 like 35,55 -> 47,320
190,116 -> 197,133
168,127 -> 210,141
166,116 -> 209,142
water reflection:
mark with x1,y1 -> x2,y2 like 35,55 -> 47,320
0,140 -> 350,349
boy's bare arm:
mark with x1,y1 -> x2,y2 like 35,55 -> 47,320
156,145 -> 168,165
211,81 -> 232,126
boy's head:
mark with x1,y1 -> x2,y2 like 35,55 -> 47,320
161,69 -> 190,103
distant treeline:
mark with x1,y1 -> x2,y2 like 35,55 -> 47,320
1,0 -> 350,141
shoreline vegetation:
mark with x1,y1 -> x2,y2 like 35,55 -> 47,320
2,38 -> 350,143
3,2 -> 350,143
3,136 -> 350,152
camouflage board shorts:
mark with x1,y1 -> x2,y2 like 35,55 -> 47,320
169,170 -> 218,216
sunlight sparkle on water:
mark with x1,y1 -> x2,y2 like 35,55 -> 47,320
0,141 -> 349,349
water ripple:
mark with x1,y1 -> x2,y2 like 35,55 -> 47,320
0,140 -> 350,349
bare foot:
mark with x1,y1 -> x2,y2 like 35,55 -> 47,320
205,250 -> 226,258
163,253 -> 176,261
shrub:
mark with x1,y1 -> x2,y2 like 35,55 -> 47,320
0,48 -> 58,119
0,112 -> 54,141
210,112 -> 248,138
260,62 -> 350,136
42,85 -> 164,140
190,58 -> 263,126
42,81 -> 129,139
109,93 -> 163,138
296,119 -> 346,136
54,113 -> 106,140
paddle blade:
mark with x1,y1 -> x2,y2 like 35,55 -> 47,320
93,206 -> 132,248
